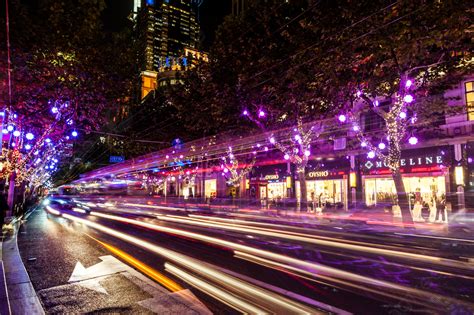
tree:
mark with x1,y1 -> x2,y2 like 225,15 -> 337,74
0,0 -> 135,190
307,0 -> 472,225
221,146 -> 256,195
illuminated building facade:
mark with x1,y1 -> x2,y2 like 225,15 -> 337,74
134,0 -> 203,99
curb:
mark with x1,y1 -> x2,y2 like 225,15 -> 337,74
2,207 -> 44,315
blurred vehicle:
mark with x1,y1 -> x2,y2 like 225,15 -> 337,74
57,185 -> 78,195
127,180 -> 147,195
448,211 -> 474,235
103,180 -> 128,195
47,188 -> 58,196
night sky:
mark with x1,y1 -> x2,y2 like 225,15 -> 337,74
102,0 -> 231,50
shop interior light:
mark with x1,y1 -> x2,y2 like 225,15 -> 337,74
350,171 -> 357,188
455,166 -> 464,186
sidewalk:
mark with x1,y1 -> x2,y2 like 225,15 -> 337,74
13,205 -> 213,314
1,216 -> 44,315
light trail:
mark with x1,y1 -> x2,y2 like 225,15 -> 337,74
45,206 -> 61,216
395,233 -> 474,244
148,213 -> 473,271
165,263 -> 266,314
72,207 -> 87,214
86,210 -> 474,310
56,212 -> 322,313
88,235 -> 183,292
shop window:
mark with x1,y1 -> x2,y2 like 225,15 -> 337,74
465,81 -> 474,121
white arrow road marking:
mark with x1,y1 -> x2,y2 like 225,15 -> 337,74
75,278 -> 109,295
68,255 -> 128,282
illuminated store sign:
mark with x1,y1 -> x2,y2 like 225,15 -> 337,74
264,174 -> 279,180
308,171 -> 329,178
363,155 -> 444,170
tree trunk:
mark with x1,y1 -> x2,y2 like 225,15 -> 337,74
392,169 -> 414,226
297,169 -> 308,211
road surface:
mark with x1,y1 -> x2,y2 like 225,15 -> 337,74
17,195 -> 474,314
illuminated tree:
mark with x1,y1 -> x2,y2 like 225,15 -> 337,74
0,0 -> 134,191
244,109 -> 322,209
323,0 -> 472,225
221,147 -> 256,189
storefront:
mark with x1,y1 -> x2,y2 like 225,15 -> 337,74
360,147 -> 451,210
249,164 -> 291,200
205,179 -> 217,198
296,159 -> 350,210
181,178 -> 195,199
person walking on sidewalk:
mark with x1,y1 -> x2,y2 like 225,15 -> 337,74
436,195 -> 447,223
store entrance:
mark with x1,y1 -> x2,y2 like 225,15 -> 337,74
296,179 -> 348,210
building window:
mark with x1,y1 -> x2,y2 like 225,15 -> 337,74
465,81 -> 474,121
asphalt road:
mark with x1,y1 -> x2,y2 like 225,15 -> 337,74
17,195 -> 474,314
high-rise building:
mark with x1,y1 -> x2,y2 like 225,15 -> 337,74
133,0 -> 204,99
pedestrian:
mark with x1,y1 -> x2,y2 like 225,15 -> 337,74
309,192 -> 315,213
428,191 -> 437,223
436,195 -> 446,223
0,184 -> 9,229
413,188 -> 424,222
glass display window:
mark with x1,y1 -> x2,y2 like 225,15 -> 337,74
296,179 -> 348,209
364,175 -> 446,206
267,182 -> 287,200
205,179 -> 217,198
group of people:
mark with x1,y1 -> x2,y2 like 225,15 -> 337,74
308,191 -> 330,214
411,188 -> 447,223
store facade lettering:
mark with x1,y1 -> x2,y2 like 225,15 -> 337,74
307,170 -> 329,178
264,174 -> 279,180
364,155 -> 444,170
